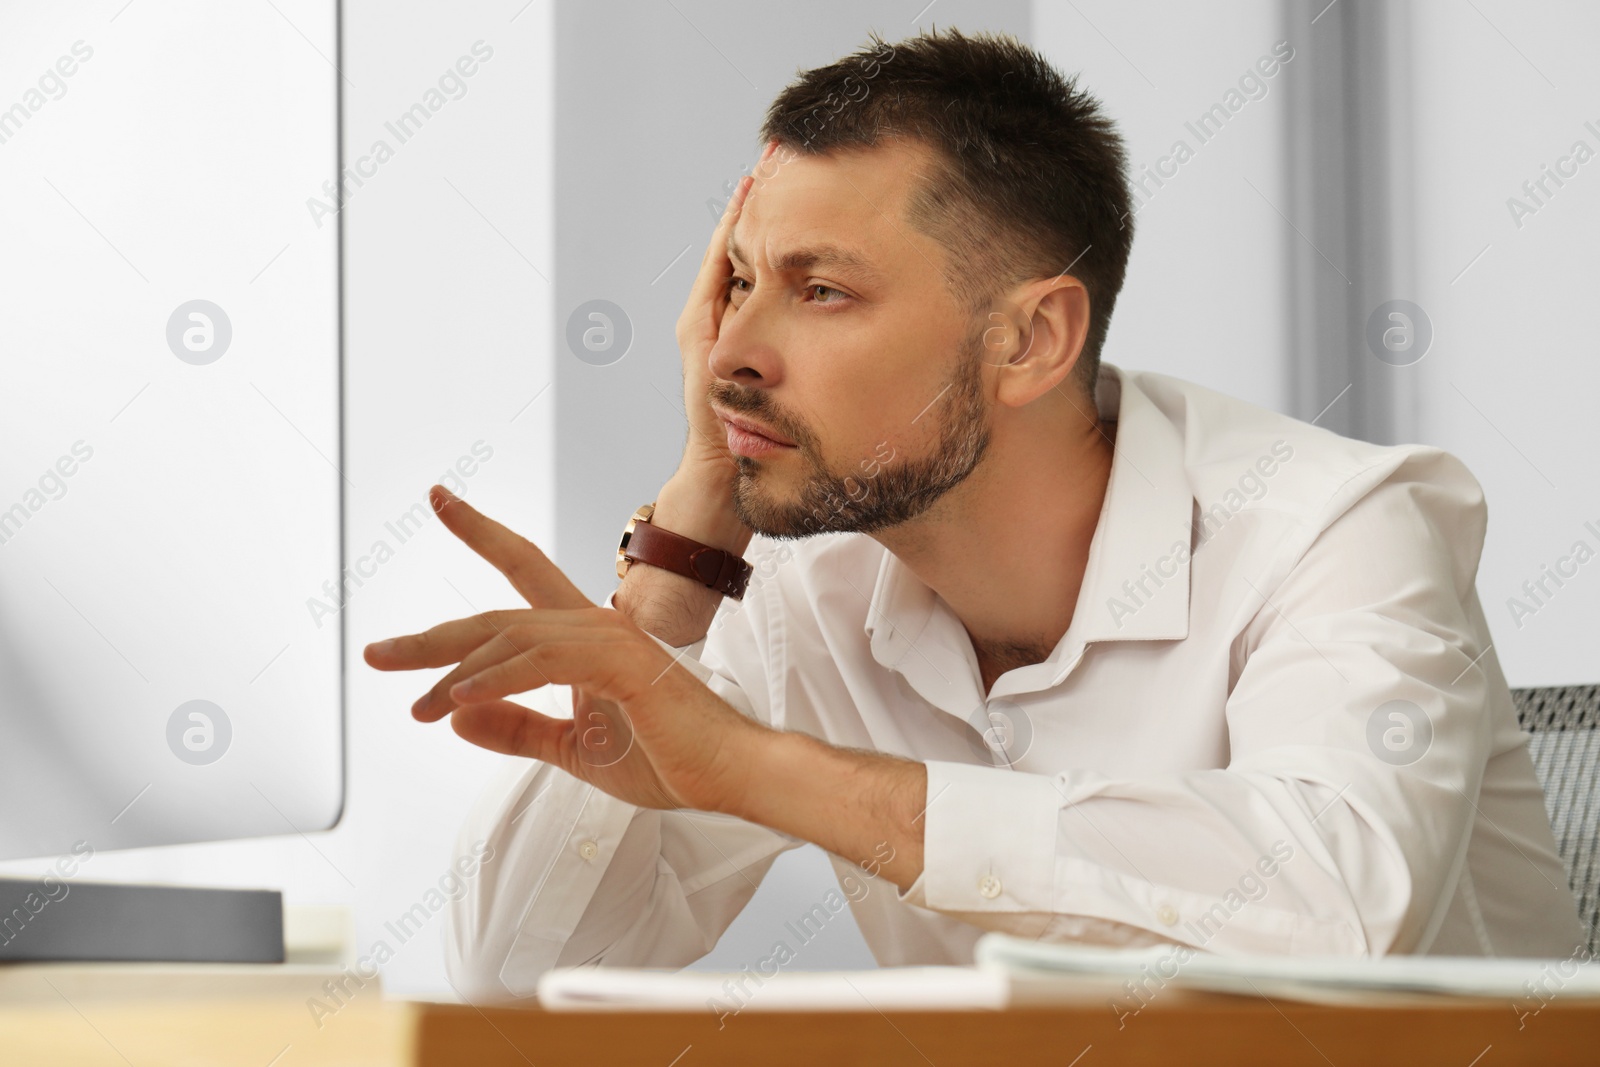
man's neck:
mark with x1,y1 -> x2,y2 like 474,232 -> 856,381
870,390 -> 1116,695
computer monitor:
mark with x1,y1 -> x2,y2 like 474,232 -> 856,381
0,0 -> 343,878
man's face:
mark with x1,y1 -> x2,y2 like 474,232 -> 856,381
709,138 -> 994,539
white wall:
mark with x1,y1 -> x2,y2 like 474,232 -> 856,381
1033,0 -> 1292,412
1407,0 -> 1600,687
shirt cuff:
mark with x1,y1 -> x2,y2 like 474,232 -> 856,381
898,760 -> 1062,914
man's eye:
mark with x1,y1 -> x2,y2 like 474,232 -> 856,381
724,278 -> 847,305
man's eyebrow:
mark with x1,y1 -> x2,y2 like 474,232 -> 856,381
727,235 -> 883,282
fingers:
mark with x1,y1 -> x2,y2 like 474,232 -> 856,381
752,137 -> 782,182
366,606 -> 611,672
427,486 -> 592,610
684,176 -> 750,314
409,625 -> 536,723
569,696 -> 638,770
414,627 -> 610,723
449,698 -> 638,786
364,609 -> 534,671
448,634 -> 661,714
367,606 -> 620,721
684,141 -> 774,315
447,635 -> 608,707
450,699 -> 568,762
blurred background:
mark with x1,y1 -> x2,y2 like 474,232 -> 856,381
1,0 -> 1595,998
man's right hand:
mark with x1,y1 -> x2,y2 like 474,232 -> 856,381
672,138 -> 782,484
612,142 -> 788,645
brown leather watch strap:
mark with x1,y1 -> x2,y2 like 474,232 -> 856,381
623,518 -> 753,600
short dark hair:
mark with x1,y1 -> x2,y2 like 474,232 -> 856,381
758,26 -> 1134,398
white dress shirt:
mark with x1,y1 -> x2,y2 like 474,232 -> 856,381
445,363 -> 1583,1000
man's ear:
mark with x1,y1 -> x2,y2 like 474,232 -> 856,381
987,276 -> 1090,409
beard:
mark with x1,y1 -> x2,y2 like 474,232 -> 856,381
717,324 -> 992,539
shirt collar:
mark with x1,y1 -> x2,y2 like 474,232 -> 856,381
862,363 -> 1194,708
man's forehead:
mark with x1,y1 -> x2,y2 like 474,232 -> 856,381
726,230 -> 884,283
727,143 -> 935,282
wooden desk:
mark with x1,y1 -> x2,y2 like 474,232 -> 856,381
3,984 -> 1598,1066
414,997 -> 1600,1066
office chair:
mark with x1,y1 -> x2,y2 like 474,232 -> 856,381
1512,684 -> 1600,954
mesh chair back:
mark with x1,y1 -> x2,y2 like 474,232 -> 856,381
1512,684 -> 1600,954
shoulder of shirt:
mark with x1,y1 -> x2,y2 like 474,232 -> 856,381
1126,367 -> 1487,537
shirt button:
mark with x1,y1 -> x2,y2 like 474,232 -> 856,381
577,839 -> 599,861
978,874 -> 1002,899
1156,904 -> 1179,926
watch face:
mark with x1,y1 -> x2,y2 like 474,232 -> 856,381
616,520 -> 635,580
617,504 -> 652,580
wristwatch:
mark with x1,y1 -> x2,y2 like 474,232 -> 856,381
616,502 -> 753,600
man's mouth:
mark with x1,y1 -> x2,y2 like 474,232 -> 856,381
716,411 -> 798,456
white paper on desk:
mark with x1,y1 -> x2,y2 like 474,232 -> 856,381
537,965 -> 1008,1012
976,932 -> 1600,1006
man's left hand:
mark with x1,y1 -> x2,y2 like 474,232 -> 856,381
363,486 -> 766,814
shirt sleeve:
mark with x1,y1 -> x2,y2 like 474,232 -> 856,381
445,585 -> 802,1001
895,449 -> 1498,957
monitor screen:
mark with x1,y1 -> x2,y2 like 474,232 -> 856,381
0,0 -> 343,860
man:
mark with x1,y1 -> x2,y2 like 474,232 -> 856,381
364,29 -> 1583,1000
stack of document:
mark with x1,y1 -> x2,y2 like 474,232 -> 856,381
537,964 -> 1009,1012
536,933 -> 1600,1011
976,933 -> 1600,1007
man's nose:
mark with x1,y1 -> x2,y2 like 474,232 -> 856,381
709,298 -> 784,388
